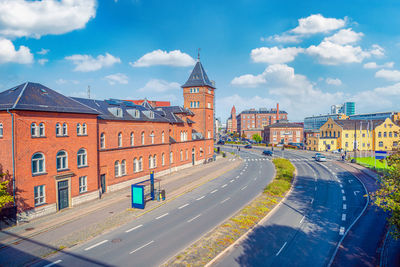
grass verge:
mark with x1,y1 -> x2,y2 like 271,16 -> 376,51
164,158 -> 295,267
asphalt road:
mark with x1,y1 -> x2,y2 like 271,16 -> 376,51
34,149 -> 275,267
214,147 -> 367,267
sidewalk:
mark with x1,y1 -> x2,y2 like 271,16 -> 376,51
0,154 -> 242,266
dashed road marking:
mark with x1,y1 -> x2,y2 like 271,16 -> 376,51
311,199 -> 314,204
300,216 -> 305,224
130,240 -> 154,254
178,203 -> 189,209
339,227 -> 345,235
230,179 -> 234,183
196,196 -> 205,201
155,213 -> 169,220
126,224 -> 143,233
339,184 -> 343,188
342,214 -> 346,221
84,240 -> 108,251
343,204 -> 347,210
343,196 -> 346,201
276,242 -> 287,256
187,214 -> 202,223
43,260 -> 62,267
241,185 -> 248,191
341,189 -> 345,194
222,184 -> 227,188
221,197 -> 230,204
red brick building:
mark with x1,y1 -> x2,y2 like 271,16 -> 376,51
0,60 -> 215,220
263,122 -> 304,145
226,105 -> 237,133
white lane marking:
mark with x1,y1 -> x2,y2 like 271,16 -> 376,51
348,179 -> 353,184
196,196 -> 205,201
130,240 -> 154,254
241,185 -> 248,191
43,260 -> 62,267
315,186 -> 317,191
339,184 -> 343,188
339,227 -> 345,235
254,177 -> 257,181
310,199 -> 314,204
155,213 -> 169,220
178,203 -> 189,209
343,196 -> 346,201
126,224 -> 143,233
276,242 -> 287,256
240,172 -> 243,175
342,214 -> 346,221
84,240 -> 108,251
341,189 -> 345,194
354,190 -> 360,196
222,184 -> 227,188
211,189 -> 218,194
343,204 -> 347,210
236,176 -> 240,179
221,197 -> 231,204
230,179 -> 234,183
300,216 -> 305,224
187,214 -> 202,223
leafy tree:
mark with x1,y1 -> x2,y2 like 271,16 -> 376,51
252,133 -> 262,143
0,165 -> 13,211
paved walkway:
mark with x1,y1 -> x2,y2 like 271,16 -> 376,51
0,154 -> 241,266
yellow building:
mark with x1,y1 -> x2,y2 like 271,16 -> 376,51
373,118 -> 400,151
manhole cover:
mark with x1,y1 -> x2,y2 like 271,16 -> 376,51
112,238 -> 122,243
25,227 -> 35,231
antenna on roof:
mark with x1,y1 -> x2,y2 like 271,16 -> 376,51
197,48 -> 201,61
87,85 -> 91,99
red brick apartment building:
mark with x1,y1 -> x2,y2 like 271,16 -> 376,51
263,121 -> 304,145
0,60 -> 215,220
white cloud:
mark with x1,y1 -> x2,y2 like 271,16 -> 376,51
104,73 -> 129,85
369,44 -> 384,57
324,28 -> 363,45
38,58 -> 48,65
56,78 -> 79,85
0,38 -> 33,64
375,69 -> 400,82
306,41 -> 371,65
326,78 -> 342,86
291,14 -> 347,34
37,48 -> 49,55
374,82 -> 400,95
250,47 -> 304,64
363,62 -> 394,69
0,0 -> 96,38
231,74 -> 266,87
263,34 -> 302,44
352,83 -> 400,110
138,79 -> 181,92
65,53 -> 121,72
131,50 -> 195,67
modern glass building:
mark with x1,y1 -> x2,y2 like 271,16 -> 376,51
343,102 -> 355,116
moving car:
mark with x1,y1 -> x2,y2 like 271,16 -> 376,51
316,155 -> 327,162
244,144 -> 252,149
262,150 -> 273,156
314,152 -> 322,158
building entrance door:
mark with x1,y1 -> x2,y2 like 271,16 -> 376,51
58,180 -> 69,210
192,149 -> 195,165
100,174 -> 106,193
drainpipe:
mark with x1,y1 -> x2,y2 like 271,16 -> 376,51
6,109 -> 16,208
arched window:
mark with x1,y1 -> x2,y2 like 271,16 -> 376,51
31,123 -> 37,137
56,123 -> 61,136
139,157 -> 143,171
153,154 -> 157,168
186,149 -> 188,160
141,131 -> 145,145
130,132 -> 134,146
82,123 -> 87,135
133,158 -> 138,173
151,131 -> 154,144
378,132 -> 382,137
149,155 -> 153,169
114,161 -> 120,177
121,160 -> 126,175
180,131 -> 183,141
162,153 -> 165,166
100,133 -> 105,149
77,123 -> 82,135
32,153 -> 45,174
170,151 -> 173,163
161,131 -> 165,144
39,123 -> 45,137
77,148 -> 87,167
62,123 -> 68,136
56,150 -> 68,170
0,123 -> 3,138
118,132 -> 122,147
180,150 -> 183,161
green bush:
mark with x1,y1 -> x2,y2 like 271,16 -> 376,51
263,158 -> 294,196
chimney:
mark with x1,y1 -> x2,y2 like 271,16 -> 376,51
276,103 -> 279,122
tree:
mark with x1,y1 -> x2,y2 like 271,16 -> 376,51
252,133 -> 262,143
0,164 -> 13,211
370,152 -> 400,237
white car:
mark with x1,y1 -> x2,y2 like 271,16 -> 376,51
316,155 -> 327,162
332,150 -> 340,154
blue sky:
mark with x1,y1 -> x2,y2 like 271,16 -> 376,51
1,0 -> 400,122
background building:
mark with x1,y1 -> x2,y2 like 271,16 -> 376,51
263,122 -> 303,145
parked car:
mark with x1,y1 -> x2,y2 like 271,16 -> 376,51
332,150 -> 340,154
217,140 -> 225,145
244,144 -> 252,149
316,155 -> 327,162
262,150 -> 273,156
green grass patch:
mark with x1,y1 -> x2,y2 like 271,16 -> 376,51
351,156 -> 392,173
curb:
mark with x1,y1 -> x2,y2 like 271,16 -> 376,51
205,159 -> 298,267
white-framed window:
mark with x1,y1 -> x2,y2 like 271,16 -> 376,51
139,157 -> 143,171
100,133 -> 105,149
130,132 -> 134,146
77,148 -> 87,167
379,141 -> 383,147
141,131 -> 145,145
114,160 -> 120,177
153,154 -> 157,168
180,150 -> 183,161
207,103 -> 211,108
161,131 -> 165,143
149,155 -> 153,169
82,123 -> 87,135
121,160 -> 126,175
170,151 -> 173,163
34,185 -> 45,206
56,150 -> 68,170
186,149 -> 188,160
208,131 -> 211,139
79,176 -> 87,193
62,123 -> 68,136
77,123 -> 82,135
118,132 -> 122,147
151,131 -> 154,144
31,123 -> 38,137
56,123 -> 61,136
39,123 -> 45,137
134,158 -> 138,172
32,153 -> 45,175
180,131 -> 183,141
162,153 -> 165,166
0,123 -> 3,138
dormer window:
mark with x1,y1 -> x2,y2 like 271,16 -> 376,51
108,107 -> 123,118
127,109 -> 140,119
143,110 -> 154,119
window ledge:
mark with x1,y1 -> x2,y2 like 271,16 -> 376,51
34,202 -> 48,208
79,190 -> 88,195
57,168 -> 70,173
31,136 -> 46,138
78,165 -> 89,169
56,135 -> 69,138
32,172 -> 48,177
77,134 -> 88,137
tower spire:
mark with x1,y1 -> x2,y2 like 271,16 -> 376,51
197,48 -> 201,61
